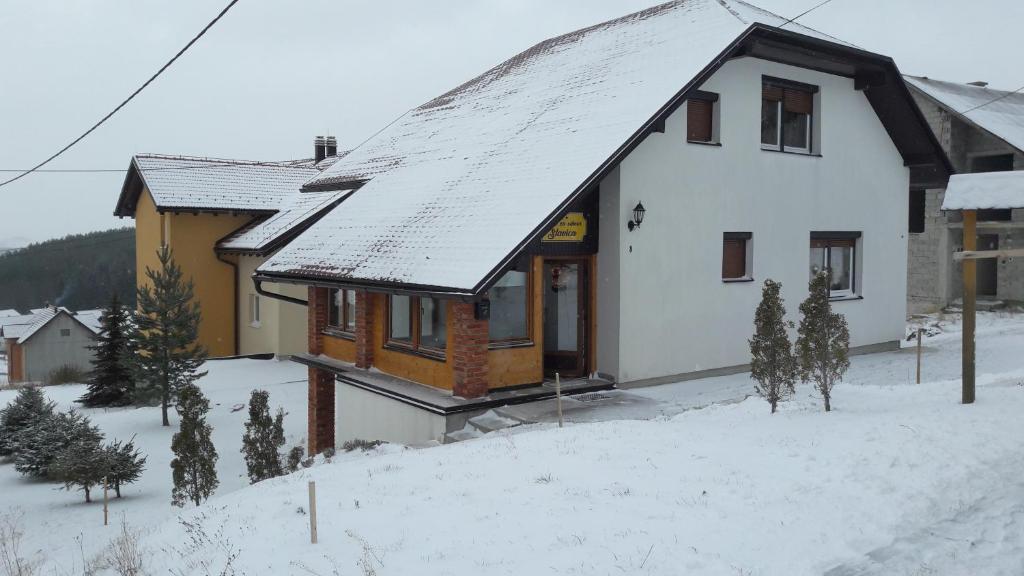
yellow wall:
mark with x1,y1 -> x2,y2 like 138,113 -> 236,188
133,188 -> 250,358
369,292 -> 456,389
323,333 -> 356,363
237,254 -> 309,357
487,255 -> 544,388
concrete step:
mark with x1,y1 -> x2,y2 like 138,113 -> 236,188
467,410 -> 523,433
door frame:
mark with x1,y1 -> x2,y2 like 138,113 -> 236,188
541,256 -> 595,379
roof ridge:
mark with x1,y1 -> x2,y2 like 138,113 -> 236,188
905,74 -> 1021,97
134,153 -> 320,168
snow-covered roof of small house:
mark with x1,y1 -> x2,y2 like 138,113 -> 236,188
74,310 -> 104,335
15,308 -> 94,345
904,76 -> 1024,154
942,171 -> 1024,211
114,155 -> 322,216
0,309 -> 20,318
0,313 -> 37,339
217,188 -> 355,255
259,0 -> 949,295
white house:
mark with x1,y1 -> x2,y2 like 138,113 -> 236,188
251,0 -> 950,449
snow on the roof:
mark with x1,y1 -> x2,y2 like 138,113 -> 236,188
942,171 -> 1024,211
263,0 -> 851,292
0,309 -> 20,318
74,310 -> 104,334
218,188 -> 354,253
134,155 -> 321,213
905,76 -> 1024,154
0,313 -> 37,338
16,308 -> 59,344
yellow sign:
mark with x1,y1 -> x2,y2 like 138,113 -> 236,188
542,212 -> 587,242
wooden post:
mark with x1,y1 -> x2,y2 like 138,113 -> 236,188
915,328 -> 922,384
962,209 -> 977,404
308,481 -> 318,544
555,373 -> 563,429
103,477 -> 109,527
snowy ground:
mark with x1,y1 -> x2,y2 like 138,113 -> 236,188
2,312 -> 1024,574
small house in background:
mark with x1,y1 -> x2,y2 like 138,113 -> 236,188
112,141 -> 348,359
1,307 -> 99,384
904,76 -> 1024,312
0,310 -> 20,318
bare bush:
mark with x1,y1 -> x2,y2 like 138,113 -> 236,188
0,513 -> 39,576
105,518 -> 146,576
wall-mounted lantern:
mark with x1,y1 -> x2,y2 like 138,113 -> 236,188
627,202 -> 646,231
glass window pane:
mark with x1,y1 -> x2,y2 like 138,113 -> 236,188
344,290 -> 356,332
829,246 -> 853,292
419,298 -> 447,350
782,110 -> 809,150
328,289 -> 341,328
809,247 -> 826,280
761,100 -> 780,146
489,270 -> 529,341
389,295 -> 412,343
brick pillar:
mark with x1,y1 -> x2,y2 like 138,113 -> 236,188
451,301 -> 489,399
355,290 -> 375,369
306,286 -> 334,454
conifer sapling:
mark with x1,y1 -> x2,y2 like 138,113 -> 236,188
79,293 -> 135,407
104,438 -> 147,498
749,279 -> 798,414
796,271 -> 851,412
48,437 -> 107,503
0,387 -> 55,457
170,383 -> 218,507
241,390 -> 287,483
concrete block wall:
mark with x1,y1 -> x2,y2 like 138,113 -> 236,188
907,189 -> 948,313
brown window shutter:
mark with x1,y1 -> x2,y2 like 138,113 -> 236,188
762,83 -> 783,102
812,237 -> 856,248
783,88 -> 813,114
722,239 -> 746,279
687,99 -> 713,142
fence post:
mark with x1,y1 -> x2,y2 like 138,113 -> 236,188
555,373 -> 563,429
308,481 -> 318,544
916,328 -> 923,384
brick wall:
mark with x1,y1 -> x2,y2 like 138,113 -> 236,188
355,290 -> 374,369
451,301 -> 488,399
306,286 -> 334,453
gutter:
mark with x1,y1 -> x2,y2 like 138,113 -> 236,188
214,252 -> 240,356
254,276 -> 309,307
253,271 -> 477,301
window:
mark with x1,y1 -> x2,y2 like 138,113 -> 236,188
249,294 -> 261,327
60,329 -> 71,337
387,295 -> 447,356
971,154 -> 1014,221
722,232 -> 752,281
761,78 -> 816,153
327,289 -> 356,334
686,91 -> 719,144
909,189 -> 926,234
810,233 -> 859,298
489,269 -> 530,342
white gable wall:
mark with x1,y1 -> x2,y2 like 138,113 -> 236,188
22,314 -> 95,383
600,57 -> 909,384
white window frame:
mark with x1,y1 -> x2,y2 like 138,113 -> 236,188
781,107 -> 812,154
760,99 -> 782,151
761,78 -> 816,155
811,241 -> 857,299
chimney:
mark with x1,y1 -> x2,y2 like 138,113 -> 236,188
314,136 -> 327,163
967,81 -> 988,88
325,136 -> 338,159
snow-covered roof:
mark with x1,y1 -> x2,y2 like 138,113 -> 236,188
942,171 -> 1024,211
0,309 -> 20,318
114,155 -> 322,216
74,310 -> 104,335
15,308 -> 94,345
0,313 -> 37,339
260,0 -> 875,292
905,76 -> 1024,154
217,188 -> 354,255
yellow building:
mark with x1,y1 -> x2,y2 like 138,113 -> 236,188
114,145 -> 348,358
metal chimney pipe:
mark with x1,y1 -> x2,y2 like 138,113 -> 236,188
314,136 -> 327,163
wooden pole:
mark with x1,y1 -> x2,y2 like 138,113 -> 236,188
103,477 -> 109,527
555,372 -> 563,429
916,328 -> 922,384
962,209 -> 977,404
308,481 -> 318,544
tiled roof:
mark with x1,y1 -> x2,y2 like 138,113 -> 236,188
905,76 -> 1024,154
217,188 -> 355,254
261,0 -> 850,292
15,308 -> 58,344
0,309 -> 20,318
0,313 -> 37,339
130,155 -> 322,214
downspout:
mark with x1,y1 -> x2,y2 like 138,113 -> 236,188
254,276 -> 309,307
215,252 -> 240,356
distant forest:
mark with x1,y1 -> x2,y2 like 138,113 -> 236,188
0,227 -> 136,313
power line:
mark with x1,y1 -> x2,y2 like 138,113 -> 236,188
0,0 -> 241,190
958,84 -> 1024,115
778,0 -> 837,29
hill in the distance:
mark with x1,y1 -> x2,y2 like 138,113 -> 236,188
0,227 -> 135,312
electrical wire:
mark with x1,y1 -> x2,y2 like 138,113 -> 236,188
778,0 -> 837,29
0,0 -> 242,189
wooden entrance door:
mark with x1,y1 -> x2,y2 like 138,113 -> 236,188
542,259 -> 588,378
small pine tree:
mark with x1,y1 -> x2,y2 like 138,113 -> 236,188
241,390 -> 286,483
14,410 -> 104,478
749,279 -> 798,414
170,383 -> 218,507
0,387 -> 56,457
285,445 -> 305,473
796,271 -> 851,412
49,437 -> 107,502
104,438 -> 147,498
79,293 -> 135,407
131,246 -> 207,426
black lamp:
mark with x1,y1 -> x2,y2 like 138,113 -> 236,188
627,202 -> 646,231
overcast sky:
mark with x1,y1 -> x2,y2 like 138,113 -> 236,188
1,0 -> 1020,246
